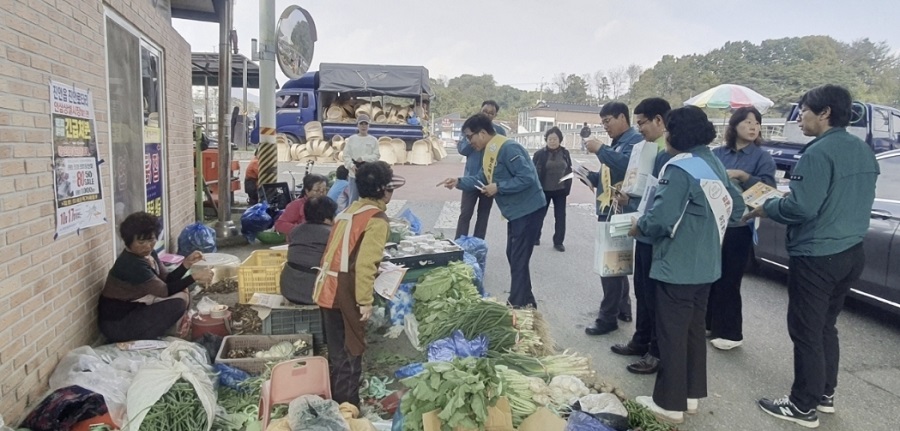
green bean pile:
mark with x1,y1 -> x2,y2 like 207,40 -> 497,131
139,380 -> 208,431
623,399 -> 679,431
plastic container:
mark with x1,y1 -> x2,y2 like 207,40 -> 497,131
238,250 -> 287,303
257,231 -> 286,245
192,253 -> 241,284
215,333 -> 313,375
262,305 -> 326,346
385,239 -> 464,270
191,311 -> 232,341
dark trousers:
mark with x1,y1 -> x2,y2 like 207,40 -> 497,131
536,190 -> 567,246
506,208 -> 542,308
631,241 -> 658,357
653,281 -> 710,412
99,298 -> 187,343
706,226 -> 754,341
597,276 -> 631,324
455,190 -> 493,240
322,308 -> 363,407
244,178 -> 259,205
787,243 -> 864,412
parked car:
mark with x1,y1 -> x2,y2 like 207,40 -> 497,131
753,149 -> 900,315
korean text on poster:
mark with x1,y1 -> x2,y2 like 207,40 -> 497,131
50,81 -> 106,238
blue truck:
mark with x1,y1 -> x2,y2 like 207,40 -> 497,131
762,102 -> 900,179
250,63 -> 434,146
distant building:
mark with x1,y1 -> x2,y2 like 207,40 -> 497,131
517,101 -> 601,133
434,112 -> 466,143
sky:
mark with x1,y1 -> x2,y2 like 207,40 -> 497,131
174,0 -> 900,94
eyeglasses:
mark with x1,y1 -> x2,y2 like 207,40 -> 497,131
464,133 -> 476,141
636,118 -> 651,127
600,116 -> 614,125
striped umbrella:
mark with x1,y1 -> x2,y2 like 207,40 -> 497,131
684,84 -> 774,113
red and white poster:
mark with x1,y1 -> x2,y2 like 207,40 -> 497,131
50,81 -> 106,238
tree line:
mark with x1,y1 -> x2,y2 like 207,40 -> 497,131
430,35 -> 900,124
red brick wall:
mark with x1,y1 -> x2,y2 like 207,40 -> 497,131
0,0 -> 194,422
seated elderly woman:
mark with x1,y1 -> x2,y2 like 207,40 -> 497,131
98,212 -> 213,342
280,196 -> 338,305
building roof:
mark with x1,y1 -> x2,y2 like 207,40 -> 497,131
524,101 -> 601,114
192,52 -> 276,89
171,0 -> 221,23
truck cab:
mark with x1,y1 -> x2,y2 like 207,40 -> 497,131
764,102 -> 900,173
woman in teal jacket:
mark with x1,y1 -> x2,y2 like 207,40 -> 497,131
628,106 -> 744,424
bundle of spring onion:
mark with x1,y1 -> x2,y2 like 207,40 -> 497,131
510,308 -> 544,356
495,365 -> 542,427
419,300 -> 518,352
489,350 -> 594,381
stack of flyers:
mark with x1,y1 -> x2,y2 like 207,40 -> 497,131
608,212 -> 638,237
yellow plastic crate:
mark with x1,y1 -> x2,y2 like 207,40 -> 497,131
238,250 -> 287,303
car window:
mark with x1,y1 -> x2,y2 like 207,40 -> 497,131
301,93 -> 310,109
876,154 -> 900,201
872,108 -> 891,139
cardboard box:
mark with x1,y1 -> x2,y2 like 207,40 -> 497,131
422,397 -> 515,431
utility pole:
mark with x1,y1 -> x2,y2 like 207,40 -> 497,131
214,0 -> 237,239
256,0 -> 278,188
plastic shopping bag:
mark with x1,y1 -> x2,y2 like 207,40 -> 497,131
240,202 -> 273,242
177,223 -> 217,256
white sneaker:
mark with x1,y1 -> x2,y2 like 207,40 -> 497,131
711,338 -> 743,350
687,398 -> 699,414
635,396 -> 684,424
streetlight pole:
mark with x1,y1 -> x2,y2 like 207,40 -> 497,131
214,0 -> 237,238
256,0 -> 277,187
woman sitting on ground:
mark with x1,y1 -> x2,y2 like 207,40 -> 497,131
281,196 -> 338,305
98,212 -> 213,342
274,173 -> 329,236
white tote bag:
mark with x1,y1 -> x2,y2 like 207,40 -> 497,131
620,140 -> 658,196
593,221 -> 635,277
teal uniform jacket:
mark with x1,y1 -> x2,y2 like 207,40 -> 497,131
763,127 -> 879,257
637,146 -> 745,285
457,139 -> 545,221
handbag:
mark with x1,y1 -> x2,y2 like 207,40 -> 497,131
593,219 -> 635,277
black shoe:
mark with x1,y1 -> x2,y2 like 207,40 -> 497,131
611,341 -> 649,356
817,394 -> 834,414
534,239 -> 541,246
554,244 -> 565,252
758,396 -> 819,428
584,321 -> 618,336
626,353 -> 660,374
617,313 -> 632,322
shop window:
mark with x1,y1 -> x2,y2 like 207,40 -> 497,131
105,15 -> 167,253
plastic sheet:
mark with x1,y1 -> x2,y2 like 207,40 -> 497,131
287,395 -> 349,431
564,411 -> 618,431
177,223 -> 217,256
388,283 -> 415,326
455,235 -> 488,274
393,363 -> 424,379
462,252 -> 484,296
398,208 -> 422,235
240,202 -> 274,243
426,330 -> 488,362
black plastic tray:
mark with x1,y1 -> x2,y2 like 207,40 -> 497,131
384,239 -> 463,270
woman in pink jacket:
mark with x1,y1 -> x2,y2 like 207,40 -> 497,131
274,173 -> 328,236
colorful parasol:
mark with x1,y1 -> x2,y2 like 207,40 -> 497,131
684,84 -> 774,113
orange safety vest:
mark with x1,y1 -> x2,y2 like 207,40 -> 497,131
313,204 -> 384,309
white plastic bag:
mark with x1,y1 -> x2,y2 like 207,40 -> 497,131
403,314 -> 422,351
124,340 -> 217,431
621,140 -> 658,196
0,415 -> 16,431
48,346 -> 159,427
593,222 -> 634,277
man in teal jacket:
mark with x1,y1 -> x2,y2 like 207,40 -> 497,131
439,114 -> 545,308
584,102 -> 643,336
747,85 -> 879,429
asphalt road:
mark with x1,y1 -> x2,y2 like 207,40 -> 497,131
234,149 -> 900,430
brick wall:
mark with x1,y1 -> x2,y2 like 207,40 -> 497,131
0,0 -> 194,422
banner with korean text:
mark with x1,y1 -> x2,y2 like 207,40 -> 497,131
50,81 -> 106,238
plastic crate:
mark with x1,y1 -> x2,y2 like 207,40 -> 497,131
215,333 -> 313,375
262,305 -> 326,347
238,250 -> 287,303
